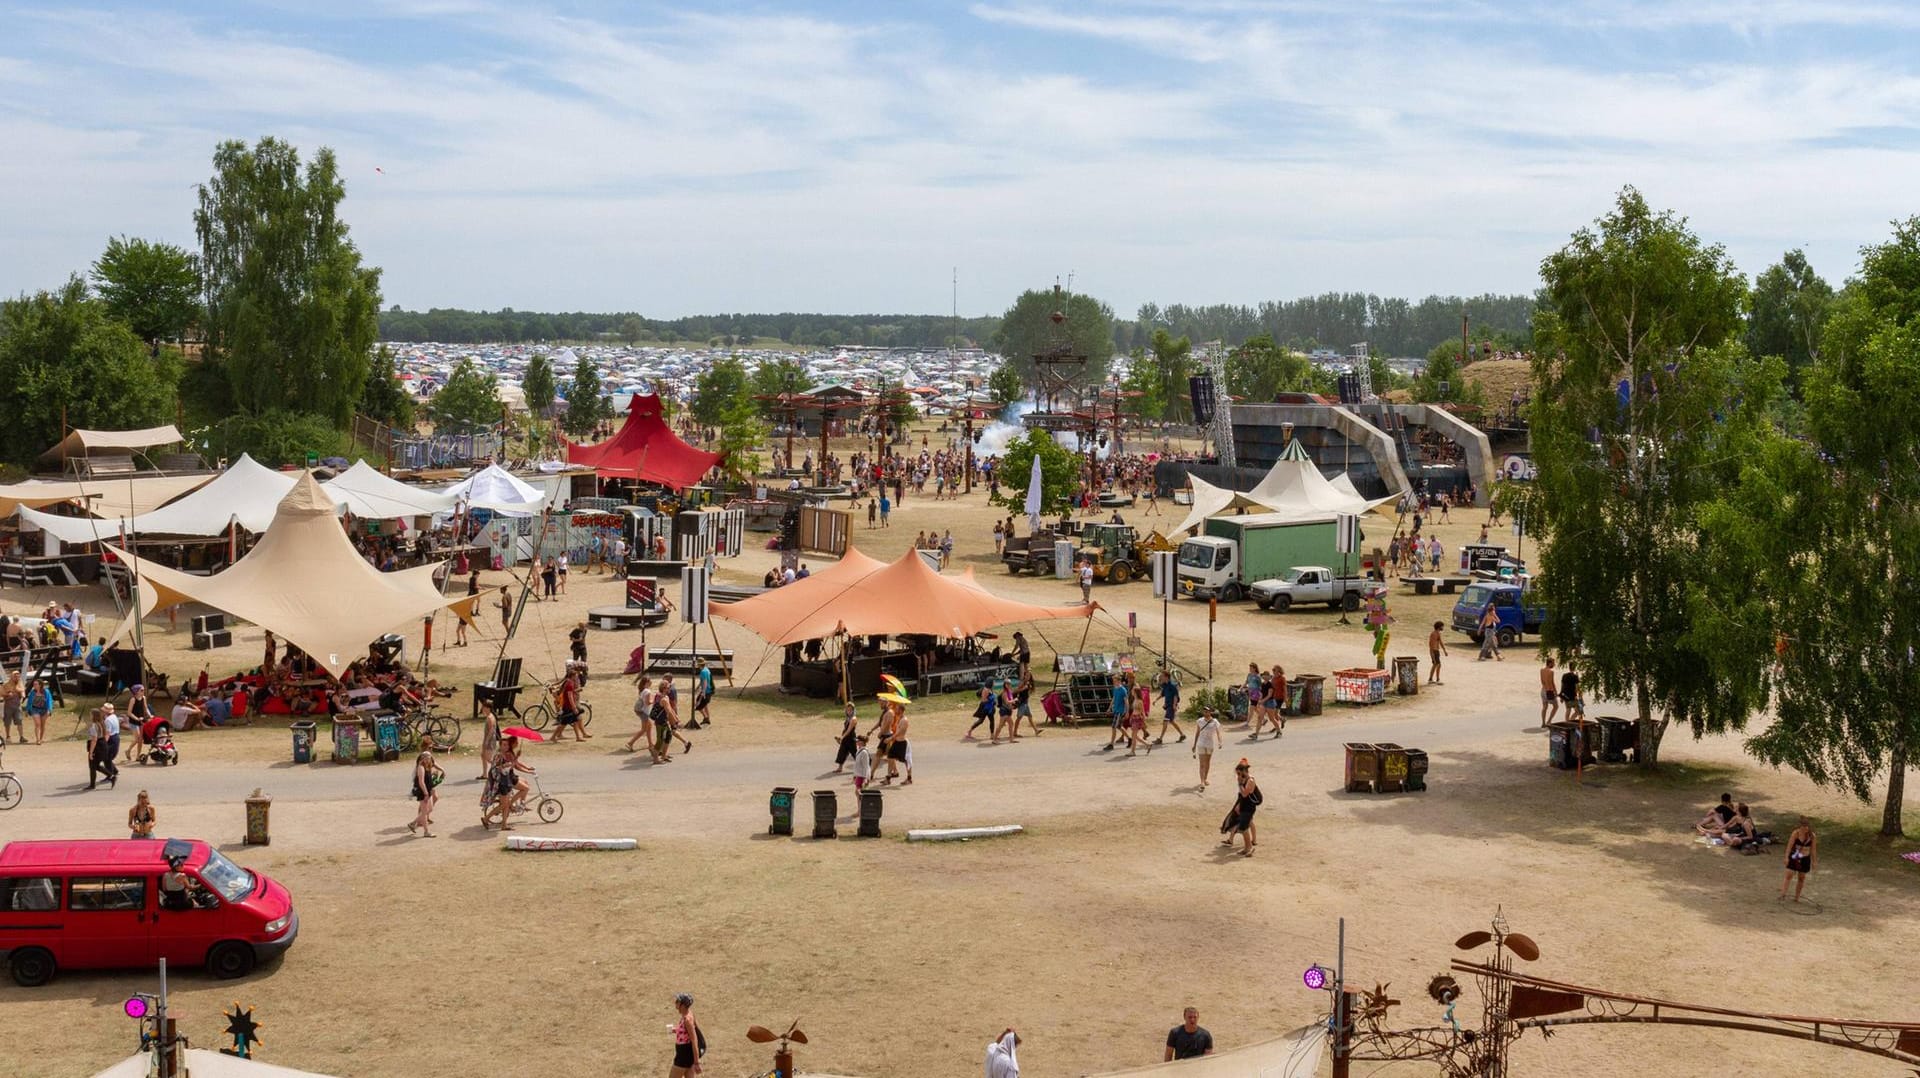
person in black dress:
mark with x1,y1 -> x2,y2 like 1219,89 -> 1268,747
1219,759 -> 1261,856
833,703 -> 859,773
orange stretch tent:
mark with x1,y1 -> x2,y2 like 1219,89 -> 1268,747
107,472 -> 479,677
713,545 -> 1092,646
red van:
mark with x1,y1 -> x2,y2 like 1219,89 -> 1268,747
0,838 -> 298,986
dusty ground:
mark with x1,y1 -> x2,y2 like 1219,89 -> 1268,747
2,432 -> 1916,1078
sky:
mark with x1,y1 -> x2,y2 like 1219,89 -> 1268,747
4,1 -> 1919,319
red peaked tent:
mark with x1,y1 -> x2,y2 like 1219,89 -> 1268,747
567,394 -> 724,489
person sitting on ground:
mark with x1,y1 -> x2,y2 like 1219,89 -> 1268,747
1721,803 -> 1760,849
1695,792 -> 1737,836
171,695 -> 210,731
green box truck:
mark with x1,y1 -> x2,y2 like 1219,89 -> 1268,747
1174,513 -> 1352,602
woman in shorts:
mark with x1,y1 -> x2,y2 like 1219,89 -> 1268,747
1260,665 -> 1287,740
669,993 -> 703,1077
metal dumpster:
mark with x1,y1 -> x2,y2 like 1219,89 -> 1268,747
1344,742 -> 1380,793
1376,743 -> 1409,792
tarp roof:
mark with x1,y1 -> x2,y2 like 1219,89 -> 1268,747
442,463 -> 548,516
93,1048 -> 341,1078
713,545 -> 1092,646
38,424 -> 184,464
566,394 -> 723,489
0,472 -> 212,519
19,455 -> 306,542
107,473 -> 478,677
1086,1024 -> 1326,1076
323,460 -> 457,518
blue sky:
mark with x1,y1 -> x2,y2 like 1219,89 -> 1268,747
4,1 -> 1919,318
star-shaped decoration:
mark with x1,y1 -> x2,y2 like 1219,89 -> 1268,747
224,1003 -> 262,1058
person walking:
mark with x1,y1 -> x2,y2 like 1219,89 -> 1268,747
1477,605 -> 1502,661
0,670 -> 22,746
1428,621 -> 1446,685
886,705 -> 913,785
850,735 -> 874,792
1011,667 -> 1040,738
985,1029 -> 1021,1078
555,551 -> 569,595
1539,656 -> 1559,726
1219,760 -> 1261,857
408,748 -> 443,837
497,585 -> 514,638
1154,669 -> 1186,744
627,676 -> 662,761
668,993 -> 703,1078
992,519 -> 1005,557
550,668 -> 591,742
25,677 -> 52,745
1165,1008 -> 1214,1061
1261,665 -> 1287,740
691,658 -> 715,728
99,704 -> 122,785
477,701 -> 500,781
878,492 -> 891,527
1078,560 -> 1094,603
1780,817 -> 1817,902
85,709 -> 118,790
1240,663 -> 1263,730
868,498 -> 878,528
128,790 -> 157,839
658,673 -> 693,755
833,703 -> 859,772
1192,709 -> 1222,790
965,682 -> 998,741
540,557 -> 558,600
569,620 -> 588,668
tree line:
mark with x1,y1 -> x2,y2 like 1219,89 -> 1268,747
378,307 -> 1002,350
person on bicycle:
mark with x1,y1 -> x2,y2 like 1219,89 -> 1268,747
550,667 -> 590,742
483,735 -> 534,830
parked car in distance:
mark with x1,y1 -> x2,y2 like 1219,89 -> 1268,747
1250,566 -> 1375,612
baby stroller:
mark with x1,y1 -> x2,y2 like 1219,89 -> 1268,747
142,728 -> 179,767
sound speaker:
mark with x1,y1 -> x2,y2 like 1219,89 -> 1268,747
1189,374 -> 1216,424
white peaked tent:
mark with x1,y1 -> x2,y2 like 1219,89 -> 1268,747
1171,441 -> 1392,536
18,454 -> 305,542
93,1048 -> 341,1078
107,473 -> 479,677
322,460 -> 457,518
442,463 -> 547,516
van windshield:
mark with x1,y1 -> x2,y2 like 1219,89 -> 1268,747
1460,585 -> 1496,607
196,850 -> 255,903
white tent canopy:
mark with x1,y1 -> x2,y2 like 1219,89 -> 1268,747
93,1048 -> 341,1078
322,460 -> 457,518
1171,442 -> 1392,536
443,463 -> 547,516
39,424 -> 184,464
107,472 -> 478,677
19,455 -> 308,542
0,472 -> 211,519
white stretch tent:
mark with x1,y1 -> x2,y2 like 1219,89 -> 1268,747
1085,1024 -> 1326,1076
1171,441 -> 1392,536
39,424 -> 184,465
93,1048 -> 341,1078
107,472 -> 479,676
18,454 -> 304,542
0,472 -> 212,519
322,460 -> 457,518
444,463 -> 547,516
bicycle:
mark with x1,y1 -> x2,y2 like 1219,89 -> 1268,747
516,682 -> 593,734
396,706 -> 462,752
0,738 -> 21,811
482,768 -> 563,824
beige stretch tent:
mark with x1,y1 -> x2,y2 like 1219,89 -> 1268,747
1171,440 -> 1393,536
38,424 -> 184,467
107,472 -> 478,677
0,472 -> 211,520
713,545 -> 1093,646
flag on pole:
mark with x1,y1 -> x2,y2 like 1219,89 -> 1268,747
1024,452 -> 1044,532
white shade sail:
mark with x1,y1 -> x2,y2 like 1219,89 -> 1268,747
322,460 -> 457,518
19,455 -> 307,542
442,463 -> 548,516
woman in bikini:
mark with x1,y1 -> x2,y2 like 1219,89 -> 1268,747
128,790 -> 157,839
668,992 -> 703,1077
408,748 -> 443,837
1780,817 -> 1816,902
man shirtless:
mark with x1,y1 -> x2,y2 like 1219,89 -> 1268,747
1539,656 -> 1559,726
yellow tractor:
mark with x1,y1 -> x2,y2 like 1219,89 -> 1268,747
1074,523 -> 1175,585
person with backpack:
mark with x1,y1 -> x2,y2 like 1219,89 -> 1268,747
1218,759 -> 1263,857
668,993 -> 705,1077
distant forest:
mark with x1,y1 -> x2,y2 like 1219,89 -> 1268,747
380,291 -> 1536,358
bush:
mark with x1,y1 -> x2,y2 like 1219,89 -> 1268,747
1183,685 -> 1233,721
196,409 -> 349,467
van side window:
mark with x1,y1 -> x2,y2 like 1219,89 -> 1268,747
68,877 -> 146,912
3,876 -> 61,912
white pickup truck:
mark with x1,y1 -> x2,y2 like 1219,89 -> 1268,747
1249,566 -> 1373,612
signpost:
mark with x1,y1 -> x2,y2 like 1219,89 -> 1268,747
1336,512 -> 1359,624
1151,550 -> 1176,668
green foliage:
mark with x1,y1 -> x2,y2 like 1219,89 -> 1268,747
359,345 -> 415,429
194,137 -> 380,430
987,361 -> 1026,405
1226,334 -> 1331,401
1699,218 -> 1920,835
992,428 -> 1083,516
1144,330 -> 1196,423
1114,292 -> 1535,357
1412,345 -> 1485,406
0,278 -> 181,465
425,358 -> 501,434
990,288 -> 1115,385
712,414 -> 767,485
1367,352 -> 1411,394
561,355 -> 607,438
1529,186 -> 1769,768
748,358 -> 809,419
90,236 -> 200,348
873,377 -> 917,431
1120,351 -> 1165,422
1183,685 -> 1232,722
1746,249 -> 1834,390
198,408 -> 349,467
523,352 -> 557,419
691,356 -> 754,428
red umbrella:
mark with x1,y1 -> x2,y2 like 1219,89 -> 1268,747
503,727 -> 544,741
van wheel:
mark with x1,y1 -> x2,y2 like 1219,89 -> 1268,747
208,941 -> 256,980
1497,627 -> 1518,648
10,947 -> 55,987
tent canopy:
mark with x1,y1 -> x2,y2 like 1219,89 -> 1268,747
38,424 -> 184,464
323,460 -> 457,518
1170,446 -> 1392,535
108,472 -> 477,677
567,393 -> 723,489
93,1048 -> 341,1078
442,463 -> 547,516
713,545 -> 1092,646
0,472 -> 211,520
19,455 -> 306,542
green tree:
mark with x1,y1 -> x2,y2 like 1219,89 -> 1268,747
691,356 -> 753,428
712,413 -> 767,485
194,137 -> 382,428
1147,330 -> 1196,423
425,358 -> 502,434
992,428 -> 1084,517
1702,219 -> 1920,836
522,352 -> 557,438
200,409 -> 349,467
90,236 -> 200,350
358,345 -> 415,429
748,358 -> 809,419
0,278 -> 181,465
1529,187 -> 1765,769
987,361 -> 1026,405
560,355 -> 606,438
1412,343 -> 1486,405
1120,352 -> 1165,422
620,315 -> 647,344
873,377 -> 917,434
1746,249 -> 1834,389
990,287 -> 1115,385
1226,333 -> 1325,401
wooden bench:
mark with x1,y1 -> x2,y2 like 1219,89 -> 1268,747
647,648 -> 734,677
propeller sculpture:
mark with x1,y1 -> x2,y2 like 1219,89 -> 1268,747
747,1019 -> 809,1078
